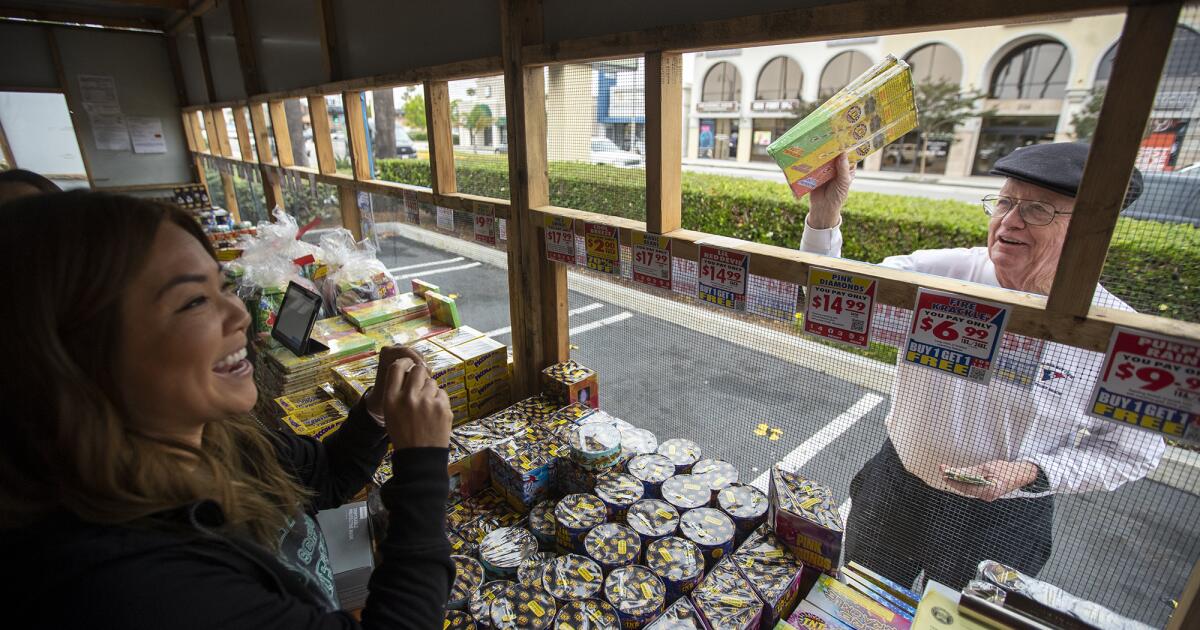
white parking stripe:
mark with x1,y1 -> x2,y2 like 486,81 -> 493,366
570,311 -> 633,336
388,257 -> 464,273
398,262 -> 481,279
750,393 -> 885,491
485,303 -> 604,338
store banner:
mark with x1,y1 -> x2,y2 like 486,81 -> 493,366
631,232 -> 672,290
697,244 -> 749,311
474,201 -> 497,246
1088,328 -> 1200,442
802,266 -> 877,348
544,215 -> 575,264
584,222 -> 621,276
902,288 -> 1009,385
436,206 -> 455,232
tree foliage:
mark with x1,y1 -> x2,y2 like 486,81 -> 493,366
1071,87 -> 1106,141
402,95 -> 426,130
465,104 -> 494,145
912,80 -> 992,174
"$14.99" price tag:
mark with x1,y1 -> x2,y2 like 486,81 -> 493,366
802,267 -> 876,347
697,244 -> 748,311
1089,328 -> 1200,442
903,288 -> 1010,385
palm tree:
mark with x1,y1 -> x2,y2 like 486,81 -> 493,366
466,104 -> 494,147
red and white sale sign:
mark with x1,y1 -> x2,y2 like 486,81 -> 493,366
1088,328 -> 1200,441
802,266 -> 876,348
903,288 -> 1010,385
697,244 -> 748,311
631,232 -> 671,289
473,201 -> 496,246
544,215 -> 575,264
584,222 -> 621,275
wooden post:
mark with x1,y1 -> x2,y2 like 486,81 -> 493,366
249,103 -> 284,210
501,0 -> 568,396
229,0 -> 262,95
338,185 -> 363,240
186,110 -> 208,152
315,0 -> 342,82
343,90 -> 373,181
268,100 -> 295,168
232,106 -> 255,162
1169,557 -> 1200,629
424,80 -> 458,195
645,51 -> 683,234
1046,1 -> 1182,316
192,16 -> 216,103
180,111 -> 198,152
307,95 -> 337,175
204,109 -> 230,157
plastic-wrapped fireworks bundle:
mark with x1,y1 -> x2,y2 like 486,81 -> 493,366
690,460 -> 737,503
558,458 -> 601,496
451,420 -> 510,500
479,527 -> 539,579
603,565 -> 666,629
569,421 -> 624,471
657,439 -> 701,474
485,407 -> 533,437
445,610 -> 479,630
661,475 -> 712,512
584,523 -> 641,573
678,508 -> 736,570
618,426 -> 658,469
690,560 -> 765,630
491,431 -> 562,509
716,484 -> 768,546
627,454 -> 675,499
555,493 -> 608,554
554,599 -> 622,630
767,466 -> 843,574
518,552 -> 557,588
450,555 -> 487,610
595,472 -> 645,522
529,500 -> 559,550
542,553 -> 605,603
447,488 -> 510,533
511,394 -> 563,420
626,499 -> 680,551
644,536 -> 705,601
731,526 -> 808,628
470,580 -> 516,627
447,528 -> 478,557
491,582 -> 559,630
645,597 -> 705,630
542,360 -> 599,410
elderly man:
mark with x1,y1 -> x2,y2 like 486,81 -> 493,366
800,142 -> 1165,588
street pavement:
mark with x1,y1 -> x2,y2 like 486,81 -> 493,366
377,227 -> 1197,627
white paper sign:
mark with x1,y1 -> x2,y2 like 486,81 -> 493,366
436,206 -> 455,232
128,117 -> 167,154
78,75 -> 119,108
89,114 -> 131,151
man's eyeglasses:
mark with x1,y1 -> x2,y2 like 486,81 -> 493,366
981,194 -> 1071,227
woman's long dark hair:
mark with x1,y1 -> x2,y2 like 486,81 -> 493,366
0,191 -> 306,548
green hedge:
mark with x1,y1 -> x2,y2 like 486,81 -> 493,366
376,156 -> 1200,321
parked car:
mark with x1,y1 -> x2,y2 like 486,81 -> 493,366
1123,168 -> 1200,226
394,128 -> 418,159
590,137 -> 644,168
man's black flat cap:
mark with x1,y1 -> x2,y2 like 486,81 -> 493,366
990,141 -> 1143,208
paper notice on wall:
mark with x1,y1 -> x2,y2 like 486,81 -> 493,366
127,117 -> 167,154
89,114 -> 131,151
78,75 -> 119,108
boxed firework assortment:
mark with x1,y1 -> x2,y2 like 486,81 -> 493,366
543,360 -> 600,410
731,526 -> 810,629
339,292 -> 427,332
689,559 -> 765,630
555,599 -> 622,630
766,55 -> 918,199
646,597 -> 705,630
491,426 -> 567,509
800,574 -> 912,630
452,420 -> 513,500
767,466 -> 843,574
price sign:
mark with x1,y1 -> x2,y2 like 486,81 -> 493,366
631,232 -> 671,289
544,215 -> 575,264
803,267 -> 876,347
1088,328 -> 1200,441
697,244 -> 749,311
473,201 -> 496,245
436,205 -> 455,232
403,192 -> 419,223
584,223 -> 620,275
498,218 -> 507,242
903,288 -> 1009,385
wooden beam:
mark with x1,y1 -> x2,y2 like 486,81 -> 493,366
228,0 -> 262,95
221,172 -> 241,223
524,0 -> 1127,64
46,27 -> 95,189
268,100 -> 294,167
165,34 -> 191,107
1169,558 -> 1200,630
187,110 -> 209,152
167,0 -> 216,34
314,0 -> 342,82
307,95 -> 337,175
0,117 -> 15,168
645,51 -> 683,234
205,109 -> 231,158
105,0 -> 188,9
192,16 -> 216,102
339,185 -> 363,240
248,104 -> 275,164
232,106 -> 255,163
424,81 -> 458,196
343,91 -> 373,180
180,111 -> 197,152
1047,1 -> 1182,316
0,8 -> 163,32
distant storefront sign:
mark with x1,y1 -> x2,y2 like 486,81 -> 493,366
697,101 -> 739,113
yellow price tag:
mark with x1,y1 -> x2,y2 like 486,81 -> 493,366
528,601 -> 545,617
640,583 -> 653,599
618,540 -> 627,555
658,548 -> 673,562
656,509 -> 673,519
705,515 -> 723,525
578,566 -> 595,582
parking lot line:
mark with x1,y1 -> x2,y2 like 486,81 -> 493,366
388,257 -> 464,273
750,393 -> 885,491
484,303 -> 604,337
398,262 -> 482,279
570,311 -> 633,336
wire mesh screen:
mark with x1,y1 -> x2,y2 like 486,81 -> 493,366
231,166 -> 269,224
545,59 -> 646,221
221,108 -> 241,160
366,86 -> 431,187
450,75 -> 510,200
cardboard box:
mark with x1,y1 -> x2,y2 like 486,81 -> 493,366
541,360 -> 599,410
489,428 -> 565,509
768,466 -> 843,573
450,421 -> 510,500
731,525 -> 809,628
691,559 -> 765,630
782,600 -> 855,630
647,597 -> 705,630
451,337 -> 508,382
423,349 -> 467,387
274,386 -> 336,415
431,325 -> 485,350
804,574 -> 912,630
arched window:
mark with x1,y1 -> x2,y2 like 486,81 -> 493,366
819,51 -> 872,99
1096,26 -> 1200,84
702,62 -> 741,102
755,56 -> 802,101
990,40 -> 1071,99
905,43 -> 963,85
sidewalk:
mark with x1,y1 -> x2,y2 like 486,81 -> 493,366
682,157 -> 1004,190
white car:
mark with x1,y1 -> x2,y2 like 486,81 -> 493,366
590,137 -> 644,168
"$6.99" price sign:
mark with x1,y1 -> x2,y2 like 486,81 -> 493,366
903,288 -> 1010,385
1088,328 -> 1200,442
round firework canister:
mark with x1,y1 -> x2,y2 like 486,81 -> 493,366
644,536 -> 705,602
660,475 -> 712,512
626,454 -> 674,499
445,610 -> 478,630
448,528 -> 479,558
449,555 -> 486,609
479,527 -> 539,579
518,552 -> 558,588
490,582 -> 558,630
716,483 -> 768,545
678,508 -> 735,570
530,500 -> 558,550
542,553 -> 605,603
603,565 -> 666,629
618,427 -> 658,465
595,472 -> 644,521
569,422 -> 624,471
690,459 -> 738,502
555,494 -> 608,554
469,580 -> 516,627
583,523 -> 641,572
554,599 -> 621,630
656,439 -> 702,474
624,499 -> 680,551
